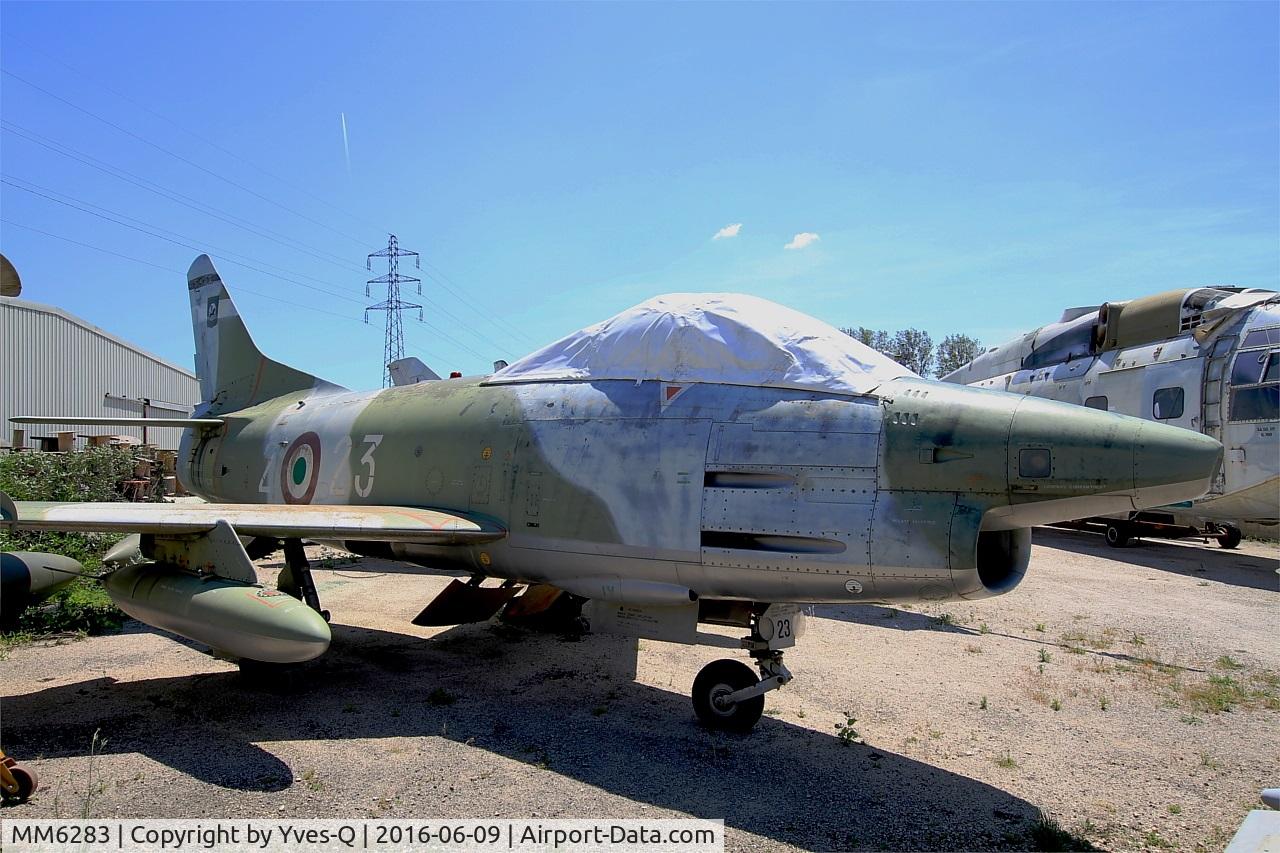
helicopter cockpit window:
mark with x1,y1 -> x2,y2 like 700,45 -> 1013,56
1229,349 -> 1280,422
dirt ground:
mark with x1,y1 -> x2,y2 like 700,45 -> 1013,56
1,529 -> 1276,852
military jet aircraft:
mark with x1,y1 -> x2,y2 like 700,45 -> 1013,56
3,255 -> 1222,731
942,286 -> 1278,548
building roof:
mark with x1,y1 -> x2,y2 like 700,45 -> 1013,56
0,295 -> 195,379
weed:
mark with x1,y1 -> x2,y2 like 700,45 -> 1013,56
928,729 -> 943,739
763,707 -> 779,717
1129,633 -> 1146,646
1066,646 -> 1086,655
1050,698 -> 1062,712
1199,751 -> 1220,770
427,688 -> 457,706
1214,655 -> 1244,671
965,644 -> 983,654
1099,695 -> 1109,711
1183,675 -> 1246,714
300,769 -> 324,792
936,612 -> 955,626
1167,804 -> 1182,815
979,696 -> 988,710
995,751 -> 1018,768
1038,663 -> 1045,675
1038,648 -> 1052,664
979,622 -> 990,635
834,711 -> 859,746
1179,714 -> 1202,726
882,608 -> 898,619
1034,622 -> 1046,633
1143,829 -> 1174,849
81,728 -> 106,819
1197,580 -> 1210,587
1027,811 -> 1095,851
796,708 -> 806,719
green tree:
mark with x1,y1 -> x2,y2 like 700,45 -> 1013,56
840,326 -> 889,353
935,333 -> 983,377
886,328 -> 934,376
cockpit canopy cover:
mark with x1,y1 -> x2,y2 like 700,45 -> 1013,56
487,292 -> 915,396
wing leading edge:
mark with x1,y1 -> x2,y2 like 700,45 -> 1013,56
0,493 -> 505,546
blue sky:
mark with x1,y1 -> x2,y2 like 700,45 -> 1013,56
2,2 -> 1276,388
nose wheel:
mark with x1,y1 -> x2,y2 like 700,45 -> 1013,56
692,659 -> 765,732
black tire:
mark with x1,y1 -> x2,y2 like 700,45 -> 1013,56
1104,523 -> 1131,548
692,659 -> 764,732
2,764 -> 37,805
1216,524 -> 1242,550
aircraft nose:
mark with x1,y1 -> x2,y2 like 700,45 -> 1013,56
1132,420 -> 1223,509
1004,394 -> 1223,518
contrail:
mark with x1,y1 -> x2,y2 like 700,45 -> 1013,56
340,112 -> 351,175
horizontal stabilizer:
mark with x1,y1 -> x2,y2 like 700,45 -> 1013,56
411,578 -> 521,626
10,416 -> 224,429
0,492 -> 506,545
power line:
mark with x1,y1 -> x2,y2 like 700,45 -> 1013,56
5,33 -> 392,237
2,120 -> 366,272
3,67 -> 531,356
2,67 -> 373,249
0,217 -> 458,368
2,175 -> 500,361
3,123 -> 521,357
3,174 -> 368,297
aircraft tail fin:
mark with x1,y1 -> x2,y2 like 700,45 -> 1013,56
187,255 -> 345,414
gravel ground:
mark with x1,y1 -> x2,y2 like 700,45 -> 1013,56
1,530 -> 1276,852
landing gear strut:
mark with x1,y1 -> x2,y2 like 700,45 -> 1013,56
691,604 -> 800,732
278,539 -> 329,622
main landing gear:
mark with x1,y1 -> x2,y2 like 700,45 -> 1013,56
277,539 -> 330,622
691,604 -> 801,733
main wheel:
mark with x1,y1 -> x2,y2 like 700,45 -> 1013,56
692,659 -> 764,732
1,764 -> 37,805
1215,524 -> 1242,550
1104,523 -> 1131,547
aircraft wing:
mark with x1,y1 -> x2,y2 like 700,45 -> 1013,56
0,494 -> 505,545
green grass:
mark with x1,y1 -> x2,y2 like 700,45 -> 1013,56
995,751 -> 1018,768
1183,675 -> 1247,714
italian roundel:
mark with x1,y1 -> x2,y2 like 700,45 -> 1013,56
281,432 -> 323,504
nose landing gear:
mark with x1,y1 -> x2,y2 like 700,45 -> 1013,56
691,604 -> 802,732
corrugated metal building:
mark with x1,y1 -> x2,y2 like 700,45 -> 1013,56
1,296 -> 200,450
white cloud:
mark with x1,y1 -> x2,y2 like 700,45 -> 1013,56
784,232 -> 820,250
713,223 -> 742,240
